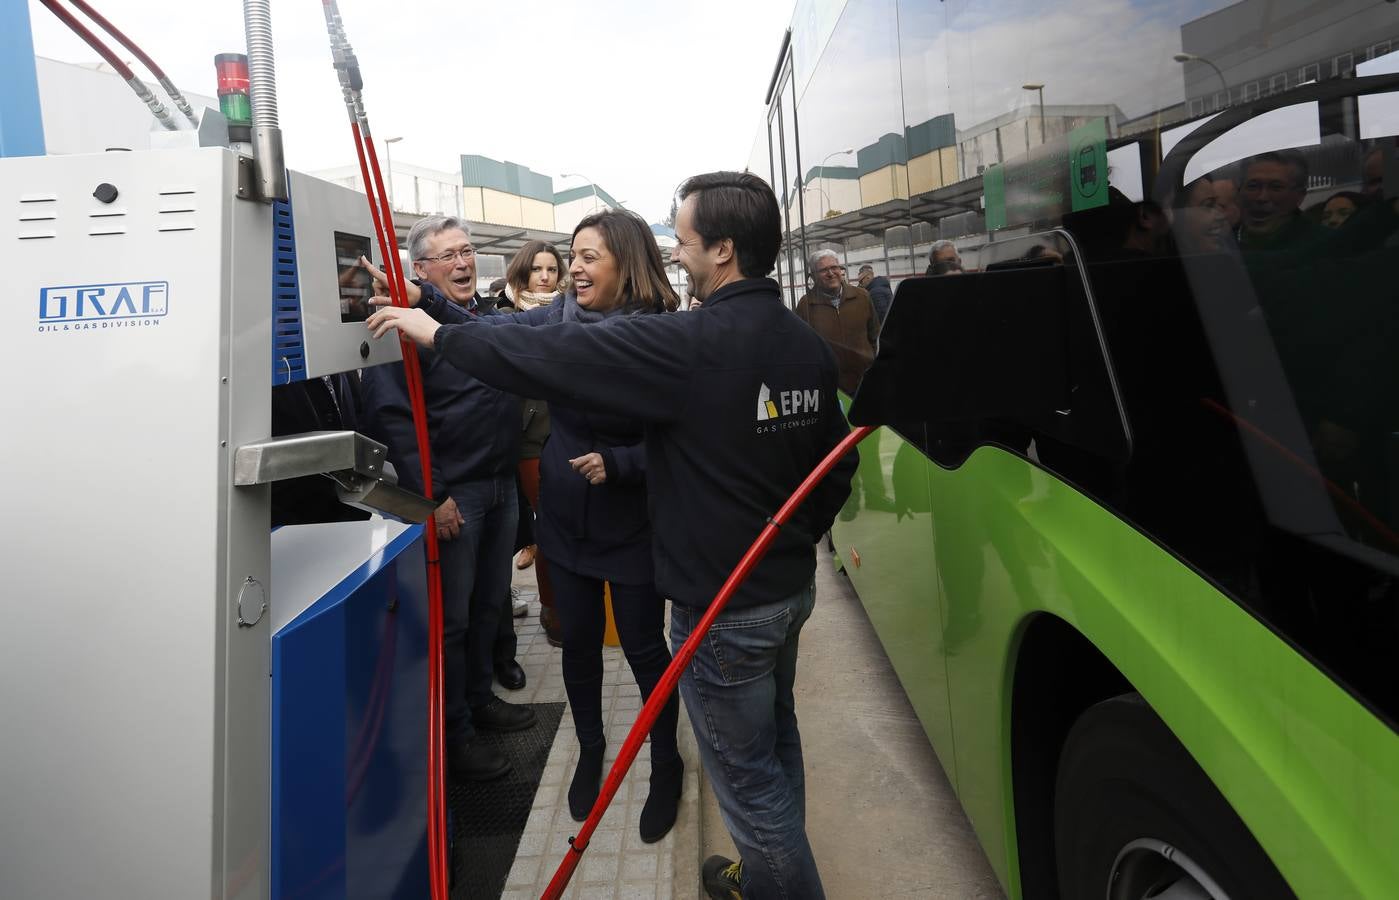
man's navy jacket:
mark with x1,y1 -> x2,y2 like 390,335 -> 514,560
361,293 -> 520,501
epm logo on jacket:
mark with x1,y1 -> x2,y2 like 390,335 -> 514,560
756,382 -> 820,435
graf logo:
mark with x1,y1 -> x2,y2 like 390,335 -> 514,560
37,281 -> 168,333
756,382 -> 821,434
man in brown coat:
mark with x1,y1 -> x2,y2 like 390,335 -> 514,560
794,249 -> 878,396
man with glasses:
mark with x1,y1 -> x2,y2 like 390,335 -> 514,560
361,215 -> 536,782
1237,150 -> 1320,250
794,248 -> 878,396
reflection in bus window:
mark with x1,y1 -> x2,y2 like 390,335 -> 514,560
795,248 -> 878,396
748,0 -> 1399,724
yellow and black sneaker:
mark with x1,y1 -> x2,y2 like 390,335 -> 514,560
702,855 -> 743,899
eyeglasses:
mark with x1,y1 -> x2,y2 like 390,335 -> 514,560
815,265 -> 845,276
419,247 -> 476,265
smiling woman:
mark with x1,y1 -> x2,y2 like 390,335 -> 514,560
567,209 -> 679,316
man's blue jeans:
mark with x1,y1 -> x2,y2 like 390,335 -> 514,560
672,581 -> 825,899
440,474 -> 518,743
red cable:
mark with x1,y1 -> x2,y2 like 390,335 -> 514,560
64,0 -> 170,81
35,0 -> 135,79
350,122 -> 450,900
541,424 -> 875,899
1200,398 -> 1399,550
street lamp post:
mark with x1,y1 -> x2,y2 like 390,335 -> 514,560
1173,53 -> 1229,107
815,147 -> 853,221
1022,83 -> 1046,145
561,172 -> 601,213
383,136 -> 402,209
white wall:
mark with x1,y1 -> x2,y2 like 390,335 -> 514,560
36,57 -> 217,155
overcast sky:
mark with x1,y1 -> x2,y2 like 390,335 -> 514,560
27,0 -> 796,224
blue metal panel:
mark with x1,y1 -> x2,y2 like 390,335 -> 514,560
272,525 -> 429,900
272,198 -> 307,385
1,1 -> 47,157
273,591 -> 347,900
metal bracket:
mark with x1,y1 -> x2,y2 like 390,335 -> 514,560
335,472 -> 438,524
236,154 -> 256,202
234,431 -> 435,522
234,430 -> 385,486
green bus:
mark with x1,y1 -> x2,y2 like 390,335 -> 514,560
750,1 -> 1399,897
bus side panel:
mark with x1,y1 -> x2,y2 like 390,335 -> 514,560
926,444 -> 1399,899
830,425 -> 956,783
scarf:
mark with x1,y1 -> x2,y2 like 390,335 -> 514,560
516,289 -> 557,311
561,292 -> 639,324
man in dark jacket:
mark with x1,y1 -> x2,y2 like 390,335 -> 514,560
365,173 -> 855,899
361,216 -> 535,782
855,263 -> 893,324
794,250 -> 878,396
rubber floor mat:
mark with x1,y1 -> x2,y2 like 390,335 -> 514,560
449,702 -> 565,899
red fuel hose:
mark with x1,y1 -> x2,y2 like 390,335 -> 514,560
35,0 -> 178,130
64,0 -> 198,124
541,424 -> 875,899
35,0 -> 135,79
348,111 -> 451,900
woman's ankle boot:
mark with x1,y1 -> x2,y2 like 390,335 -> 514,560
568,738 -> 606,822
639,756 -> 684,843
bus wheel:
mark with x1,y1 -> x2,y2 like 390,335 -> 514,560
1053,693 -> 1295,900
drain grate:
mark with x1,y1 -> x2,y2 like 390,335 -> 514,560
449,702 -> 565,899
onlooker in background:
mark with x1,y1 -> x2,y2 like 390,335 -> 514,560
855,263 -> 894,323
489,277 -> 510,309
1120,199 -> 1170,256
1213,177 -> 1242,231
1319,190 -> 1369,230
1024,243 -> 1065,264
1237,150 -> 1320,250
797,250 -> 889,515
503,240 -> 565,647
1362,144 -> 1388,199
925,239 -> 963,275
1171,175 -> 1230,255
795,249 -> 878,396
360,216 -> 536,783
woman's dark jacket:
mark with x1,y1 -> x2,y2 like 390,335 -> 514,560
420,283 -> 655,583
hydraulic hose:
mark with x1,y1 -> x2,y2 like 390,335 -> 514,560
541,424 -> 875,899
323,3 -> 450,896
65,0 -> 198,125
35,0 -> 177,130
350,120 -> 450,900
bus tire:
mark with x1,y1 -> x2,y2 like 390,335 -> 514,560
1053,693 -> 1295,900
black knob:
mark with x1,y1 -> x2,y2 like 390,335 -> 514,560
359,341 -> 370,359
93,183 -> 119,204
